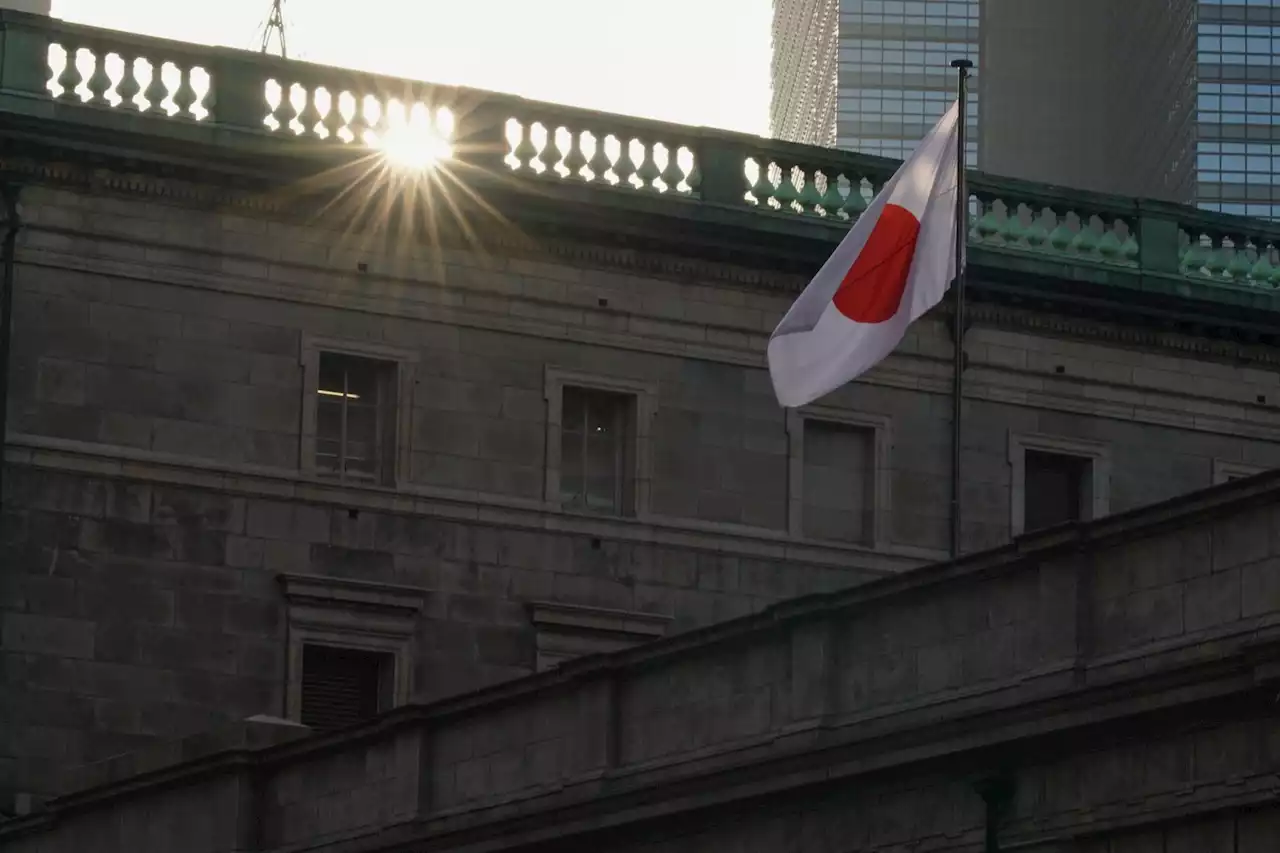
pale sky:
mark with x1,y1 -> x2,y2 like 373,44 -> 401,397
50,0 -> 774,137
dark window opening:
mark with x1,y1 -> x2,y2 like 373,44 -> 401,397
1024,450 -> 1089,533
316,352 -> 396,484
560,386 -> 635,515
299,644 -> 394,732
801,419 -> 876,544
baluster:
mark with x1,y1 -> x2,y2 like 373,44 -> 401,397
588,131 -> 612,183
86,49 -> 111,105
1250,239 -> 1275,285
613,138 -> 637,188
659,143 -> 686,193
348,94 -> 370,145
56,45 -> 84,101
173,65 -> 197,118
271,81 -> 299,133
370,97 -> 392,144
750,159 -> 776,206
116,54 -> 141,110
143,60 -> 169,115
1120,232 -> 1139,264
563,128 -> 587,180
297,86 -> 322,137
841,175 -> 868,218
1226,234 -> 1254,279
684,150 -> 702,195
636,140 -> 661,191
537,123 -> 563,175
1046,208 -> 1075,253
797,166 -> 823,214
512,121 -> 538,172
777,163 -> 802,212
1069,213 -> 1100,257
320,88 -> 345,142
1180,231 -> 1208,275
819,170 -> 845,217
1022,205 -> 1049,249
973,193 -> 1003,243
1204,233 -> 1229,278
1002,201 -> 1027,245
1096,216 -> 1124,262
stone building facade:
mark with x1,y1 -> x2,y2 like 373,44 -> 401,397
4,9 -> 1280,816
5,468 -> 1280,852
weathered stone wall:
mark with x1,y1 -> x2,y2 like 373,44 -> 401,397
5,179 -> 1280,804
4,476 -> 1280,852
0,461 -> 882,799
12,185 -> 1280,550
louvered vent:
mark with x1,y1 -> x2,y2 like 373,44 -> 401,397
299,645 -> 391,733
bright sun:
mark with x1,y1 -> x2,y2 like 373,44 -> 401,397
372,103 -> 454,170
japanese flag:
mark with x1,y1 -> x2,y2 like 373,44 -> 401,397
767,102 -> 962,408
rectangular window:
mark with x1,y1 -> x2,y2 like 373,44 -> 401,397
315,352 -> 396,484
559,386 -> 634,514
801,419 -> 876,544
1023,450 -> 1089,533
299,644 -> 395,732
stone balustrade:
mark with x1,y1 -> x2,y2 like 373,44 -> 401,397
4,10 -> 1280,307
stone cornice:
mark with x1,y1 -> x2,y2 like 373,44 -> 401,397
7,138 -> 1280,343
966,300 -> 1280,367
17,233 -> 1280,437
277,573 -> 426,615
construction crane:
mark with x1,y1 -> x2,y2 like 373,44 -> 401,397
260,0 -> 288,59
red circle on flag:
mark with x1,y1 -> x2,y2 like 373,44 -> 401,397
831,203 -> 922,324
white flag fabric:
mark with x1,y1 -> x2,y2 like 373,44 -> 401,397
767,102 -> 962,408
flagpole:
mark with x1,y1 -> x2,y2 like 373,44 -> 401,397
949,58 -> 972,560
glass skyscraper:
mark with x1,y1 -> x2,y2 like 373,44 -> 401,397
1196,0 -> 1280,217
832,0 -> 979,167
773,0 -> 978,165
773,0 -> 1278,214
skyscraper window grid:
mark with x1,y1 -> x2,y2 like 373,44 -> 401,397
835,0 -> 979,167
1196,3 -> 1280,219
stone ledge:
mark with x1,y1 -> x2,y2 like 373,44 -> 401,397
60,715 -> 310,799
19,624 -> 1268,846
4,433 -> 927,572
278,573 -> 426,615
529,601 -> 673,670
528,601 -> 671,638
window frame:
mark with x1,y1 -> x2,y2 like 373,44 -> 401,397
279,573 -> 423,726
299,335 -> 418,488
1008,432 -> 1111,537
786,407 -> 892,548
543,367 -> 657,518
528,600 -> 671,672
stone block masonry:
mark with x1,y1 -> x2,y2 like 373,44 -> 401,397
7,174 -> 1280,810
7,471 -> 1280,853
0,460 -> 885,800
13,196 -> 1280,560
